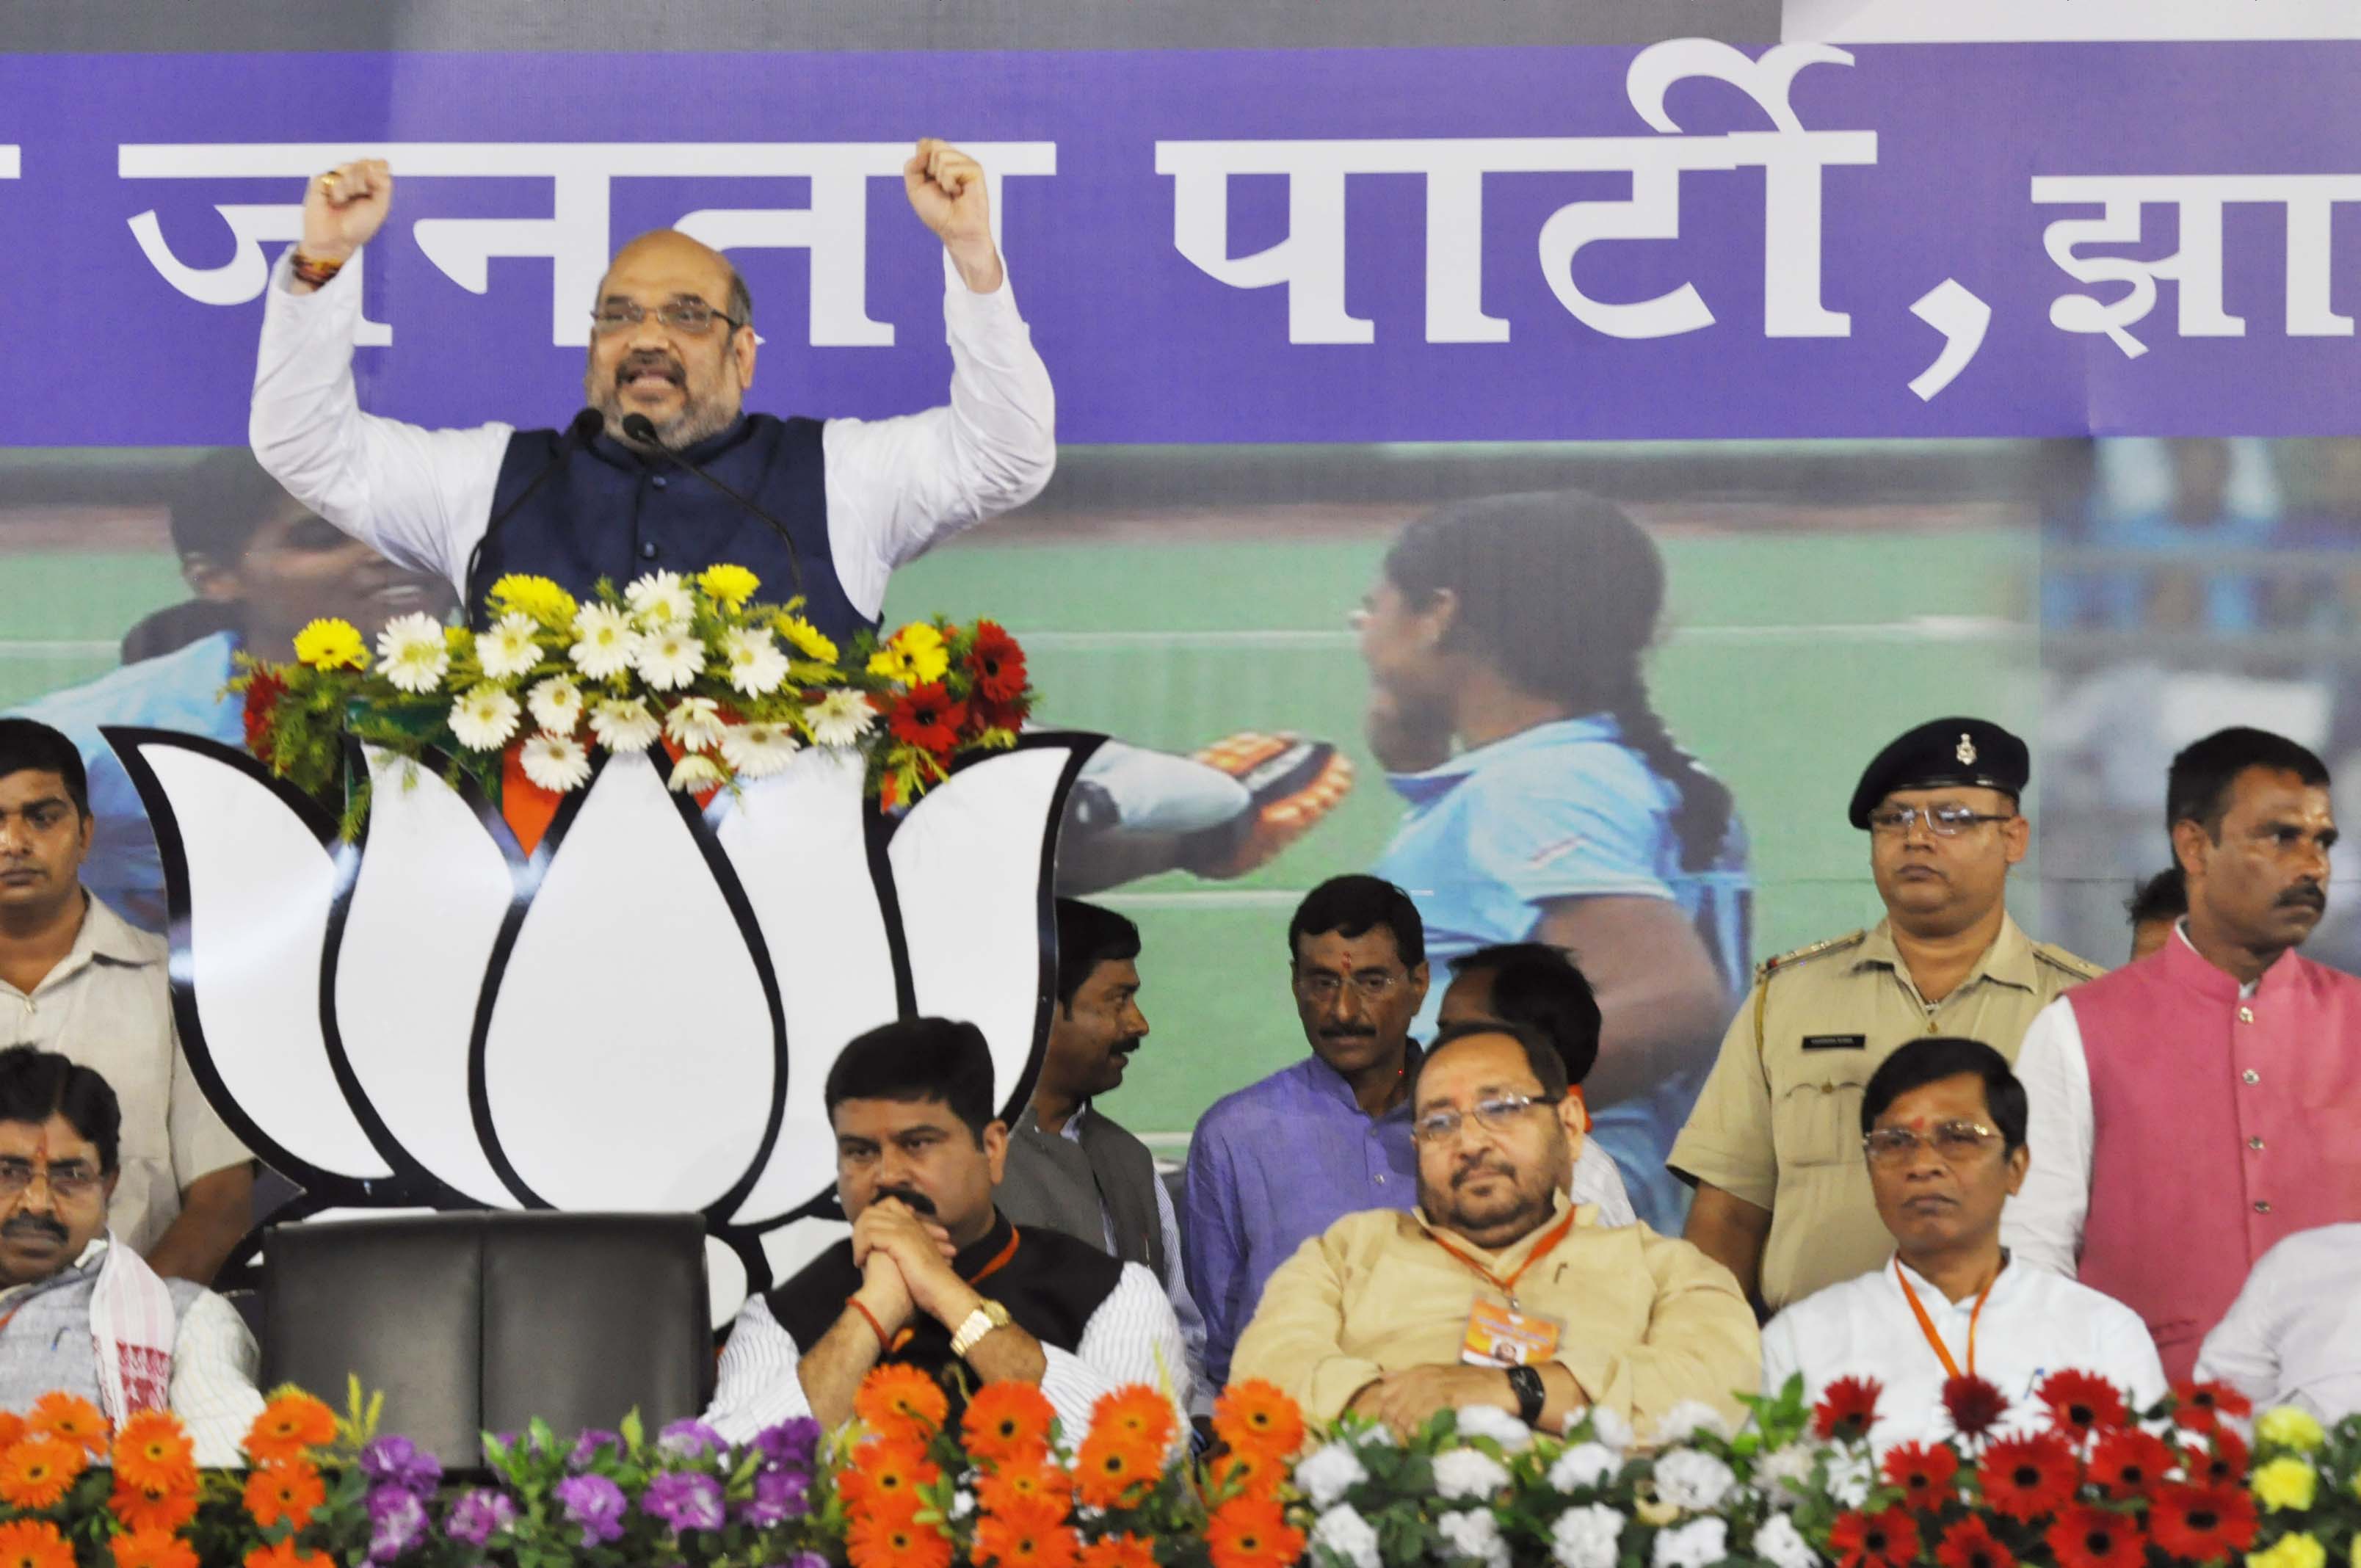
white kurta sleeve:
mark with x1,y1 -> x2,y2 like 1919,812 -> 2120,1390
250,247 -> 512,592
706,1295 -> 813,1442
2001,998 -> 2092,1278
168,1290 -> 266,1467
1570,1139 -> 1639,1229
1040,1263 -> 1191,1451
1758,1305 -> 1806,1404
2193,1242 -> 2289,1407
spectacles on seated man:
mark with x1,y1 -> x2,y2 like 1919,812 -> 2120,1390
0,1156 -> 105,1202
1860,1120 -> 2000,1167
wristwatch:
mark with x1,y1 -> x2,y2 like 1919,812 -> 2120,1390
950,1299 -> 1012,1360
1505,1364 -> 1548,1427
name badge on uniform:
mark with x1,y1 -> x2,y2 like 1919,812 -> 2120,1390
1461,1298 -> 1564,1368
1801,1034 -> 1867,1051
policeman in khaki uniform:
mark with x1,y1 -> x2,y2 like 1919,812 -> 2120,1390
1669,718 -> 2103,1315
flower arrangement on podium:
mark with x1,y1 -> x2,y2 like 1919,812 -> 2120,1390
233,565 -> 1034,835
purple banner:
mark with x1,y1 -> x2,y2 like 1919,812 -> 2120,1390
1,41 -> 2357,444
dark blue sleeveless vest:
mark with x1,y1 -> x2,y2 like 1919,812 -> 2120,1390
471,413 -> 872,647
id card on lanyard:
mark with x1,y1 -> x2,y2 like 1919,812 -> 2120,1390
1429,1208 -> 1579,1370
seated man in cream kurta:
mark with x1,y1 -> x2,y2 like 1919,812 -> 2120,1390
1230,1020 -> 1758,1440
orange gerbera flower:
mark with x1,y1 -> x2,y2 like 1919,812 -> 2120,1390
1205,1495 -> 1305,1568
242,1540 -> 330,1568
1073,1432 -> 1161,1511
0,1412 -> 23,1451
0,1437 -> 88,1510
976,1457 -> 1074,1516
1211,1381 -> 1305,1459
242,1459 -> 325,1531
1087,1387 -> 1177,1459
963,1381 -> 1057,1466
0,1520 -> 73,1568
26,1393 -> 107,1456
112,1411 -> 197,1494
1208,1445 -> 1283,1502
846,1496 -> 953,1568
974,1495 -> 1081,1568
853,1364 -> 949,1445
837,1438 -> 941,1518
242,1394 -> 335,1466
111,1528 -> 199,1568
111,1475 -> 199,1535
1079,1536 -> 1160,1568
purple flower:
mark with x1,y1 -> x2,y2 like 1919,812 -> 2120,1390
366,1486 -> 428,1563
569,1428 -> 625,1471
738,1465 -> 812,1527
644,1470 -> 728,1535
360,1434 -> 443,1496
446,1489 -> 518,1547
656,1418 -> 727,1462
752,1418 -> 822,1472
554,1473 -> 629,1547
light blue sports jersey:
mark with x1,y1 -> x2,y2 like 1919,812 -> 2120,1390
1371,713 -> 1752,1233
9,632 -> 245,934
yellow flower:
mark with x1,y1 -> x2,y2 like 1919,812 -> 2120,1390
866,645 -> 917,683
489,574 -> 578,626
775,614 -> 838,665
2252,1456 -> 2320,1512
697,564 -> 761,609
293,619 -> 369,672
885,622 -> 950,683
2248,1535 -> 2326,1568
2258,1407 -> 2329,1453
2349,1534 -> 2360,1568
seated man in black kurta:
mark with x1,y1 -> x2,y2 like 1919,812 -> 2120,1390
707,1017 -> 1190,1440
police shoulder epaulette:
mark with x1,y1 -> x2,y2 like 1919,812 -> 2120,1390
1752,930 -> 1868,1053
2031,943 -> 2107,982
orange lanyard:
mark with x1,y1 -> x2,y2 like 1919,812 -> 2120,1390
1427,1208 -> 1579,1308
1893,1256 -> 1995,1379
889,1225 -> 1023,1351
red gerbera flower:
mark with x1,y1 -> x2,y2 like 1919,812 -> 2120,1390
1943,1373 -> 2013,1440
1813,1376 -> 1885,1443
1882,1441 -> 1962,1509
967,621 -> 1029,704
1830,1507 -> 1921,1568
1979,1432 -> 2081,1522
887,683 -> 968,756
2184,1425 -> 2249,1487
2149,1482 -> 2259,1562
1935,1516 -> 2018,1568
242,669 -> 289,764
2169,1380 -> 2254,1434
2087,1427 -> 2175,1498
2037,1370 -> 2130,1442
2045,1505 -> 2147,1568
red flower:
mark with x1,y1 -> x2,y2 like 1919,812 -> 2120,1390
2149,1482 -> 2259,1561
1830,1507 -> 1921,1568
2037,1370 -> 2130,1442
967,621 -> 1029,703
2170,1380 -> 2254,1433
242,669 -> 289,764
2045,1506 -> 2147,1568
968,690 -> 1031,735
1943,1373 -> 2012,1440
1936,1517 -> 2018,1568
2087,1427 -> 2175,1498
1813,1376 -> 1885,1442
1882,1441 -> 1961,1509
1979,1432 -> 2081,1522
2183,1424 -> 2249,1487
888,683 -> 968,756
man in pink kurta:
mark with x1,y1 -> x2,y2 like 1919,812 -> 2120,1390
2006,727 -> 2361,1379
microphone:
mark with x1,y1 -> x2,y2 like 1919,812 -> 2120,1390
620,412 -> 807,600
463,407 -> 605,617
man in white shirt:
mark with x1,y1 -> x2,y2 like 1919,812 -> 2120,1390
250,140 -> 1053,642
2195,1224 -> 2361,1422
1762,1036 -> 2164,1451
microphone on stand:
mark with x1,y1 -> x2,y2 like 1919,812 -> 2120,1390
462,407 -> 605,615
620,412 -> 808,601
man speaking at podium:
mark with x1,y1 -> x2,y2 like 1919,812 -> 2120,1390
250,140 -> 1054,643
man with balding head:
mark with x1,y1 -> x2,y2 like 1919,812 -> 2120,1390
250,141 -> 1053,640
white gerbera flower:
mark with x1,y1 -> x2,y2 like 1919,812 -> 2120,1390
448,684 -> 521,752
1432,1447 -> 1510,1503
664,696 -> 725,753
1438,1508 -> 1511,1568
1652,1517 -> 1729,1568
667,753 -> 724,793
1548,1442 -> 1622,1492
1650,1402 -> 1730,1447
804,688 -> 876,747
1551,1503 -> 1628,1568
375,612 -> 451,694
1827,1451 -> 1873,1510
526,676 -> 584,735
587,696 -> 661,753
478,612 -> 545,681
1652,1450 -> 1736,1513
568,603 -> 640,680
1294,1442 -> 1368,1510
1754,1514 -> 1821,1568
1310,1506 -> 1381,1568
720,722 -> 801,780
1584,1406 -> 1635,1452
635,624 -> 706,691
720,628 -> 791,699
1455,1404 -> 1534,1453
518,730 -> 591,792
624,570 -> 692,628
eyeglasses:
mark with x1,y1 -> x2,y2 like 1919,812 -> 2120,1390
590,299 -> 745,338
1294,970 -> 1406,1006
1866,805 -> 2016,838
1412,1093 -> 1561,1145
1862,1120 -> 2002,1167
0,1157 -> 104,1202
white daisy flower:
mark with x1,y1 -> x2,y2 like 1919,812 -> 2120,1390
1650,1402 -> 1730,1447
1584,1406 -> 1636,1452
1432,1447 -> 1510,1503
375,612 -> 451,694
526,676 -> 584,735
1455,1404 -> 1534,1453
1652,1450 -> 1736,1513
721,628 -> 791,698
634,624 -> 706,691
587,696 -> 661,753
667,753 -> 724,793
1755,1444 -> 1816,1506
1439,1509 -> 1511,1568
804,688 -> 876,747
477,613 -> 545,682
568,603 -> 640,680
1311,1506 -> 1380,1568
448,685 -> 522,752
720,722 -> 801,780
518,730 -> 591,792
624,570 -> 692,628
1548,1442 -> 1622,1492
1754,1515 -> 1821,1568
1294,1442 -> 1368,1510
1652,1517 -> 1728,1568
1551,1504 -> 1628,1568
664,696 -> 726,753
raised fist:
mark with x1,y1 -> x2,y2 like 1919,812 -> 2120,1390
902,139 -> 1003,292
1179,733 -> 1357,879
300,159 -> 394,266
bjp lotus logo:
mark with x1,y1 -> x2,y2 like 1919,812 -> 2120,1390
104,726 -> 1098,1320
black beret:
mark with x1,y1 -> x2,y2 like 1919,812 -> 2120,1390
1849,717 -> 2029,829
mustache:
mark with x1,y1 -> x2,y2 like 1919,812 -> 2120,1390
871,1183 -> 937,1217
616,350 -> 685,388
1,1216 -> 65,1244
2279,883 -> 2327,910
1319,1025 -> 1377,1039
1452,1155 -> 1515,1189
